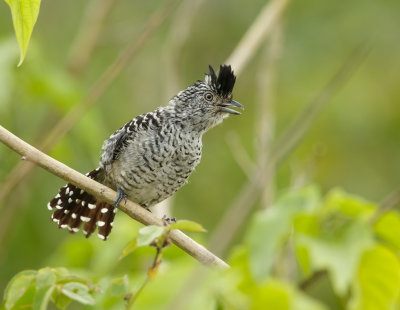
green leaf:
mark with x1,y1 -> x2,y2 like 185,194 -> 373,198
36,268 -> 56,290
297,221 -> 374,295
350,245 -> 400,310
323,189 -> 376,220
61,282 -> 95,305
33,285 -> 54,310
52,289 -> 71,310
246,186 -> 321,280
137,225 -> 164,247
4,270 -> 37,309
293,214 -> 319,236
296,245 -> 312,277
109,275 -> 129,296
32,269 -> 57,310
247,208 -> 291,280
167,220 -> 206,232
120,237 -> 137,259
250,280 -> 326,310
374,211 -> 400,249
276,185 -> 321,214
4,0 -> 41,66
292,288 -> 329,310
53,267 -> 70,279
251,280 -> 290,310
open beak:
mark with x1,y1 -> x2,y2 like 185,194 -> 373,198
217,100 -> 244,115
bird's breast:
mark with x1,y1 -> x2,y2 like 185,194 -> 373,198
107,129 -> 203,208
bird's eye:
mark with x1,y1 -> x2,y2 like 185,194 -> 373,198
204,92 -> 214,101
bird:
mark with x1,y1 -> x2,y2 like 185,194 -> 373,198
47,64 -> 243,240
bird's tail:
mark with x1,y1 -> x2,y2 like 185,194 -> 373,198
47,168 -> 116,240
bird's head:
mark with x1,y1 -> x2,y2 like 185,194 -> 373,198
170,65 -> 243,132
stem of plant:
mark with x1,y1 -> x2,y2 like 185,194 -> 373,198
125,246 -> 164,309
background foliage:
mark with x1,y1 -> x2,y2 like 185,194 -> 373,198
0,0 -> 400,309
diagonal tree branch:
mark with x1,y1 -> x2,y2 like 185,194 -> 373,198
0,125 -> 229,270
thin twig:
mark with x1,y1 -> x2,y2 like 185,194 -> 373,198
66,0 -> 119,75
0,0 -> 180,209
0,125 -> 229,269
208,0 -> 292,254
125,247 -> 163,309
163,0 -> 207,100
208,172 -> 264,255
209,39 -> 372,256
289,145 -> 324,190
225,132 -> 255,179
256,22 -> 282,208
224,27 -> 282,207
369,188 -> 400,224
166,267 -> 208,310
299,270 -> 327,291
41,0 -> 181,153
125,276 -> 151,309
226,0 -> 290,75
270,40 -> 372,166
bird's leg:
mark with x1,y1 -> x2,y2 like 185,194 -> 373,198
113,187 -> 127,208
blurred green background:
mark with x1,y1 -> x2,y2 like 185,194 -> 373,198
0,0 -> 400,308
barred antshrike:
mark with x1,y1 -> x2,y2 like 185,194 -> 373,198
47,65 -> 243,240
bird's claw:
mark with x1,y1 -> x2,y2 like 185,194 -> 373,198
113,187 -> 127,208
162,214 -> 176,226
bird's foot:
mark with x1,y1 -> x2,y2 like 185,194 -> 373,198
162,214 -> 176,226
113,187 -> 127,208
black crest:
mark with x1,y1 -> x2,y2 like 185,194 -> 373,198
207,65 -> 236,97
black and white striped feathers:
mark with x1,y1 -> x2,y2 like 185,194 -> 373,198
47,64 -> 240,241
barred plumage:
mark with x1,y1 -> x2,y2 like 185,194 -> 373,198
48,65 -> 243,240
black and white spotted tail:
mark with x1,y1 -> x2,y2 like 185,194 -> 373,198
47,168 -> 116,240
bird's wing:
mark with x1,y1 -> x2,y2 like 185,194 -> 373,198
99,110 -> 163,166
